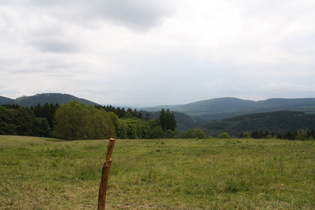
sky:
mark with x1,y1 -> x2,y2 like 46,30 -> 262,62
1,0 -> 315,107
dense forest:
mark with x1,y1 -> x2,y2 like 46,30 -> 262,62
1,100 -> 315,140
0,102 -> 205,140
202,111 -> 315,139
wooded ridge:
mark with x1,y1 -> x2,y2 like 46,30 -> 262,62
201,111 -> 315,137
1,93 -> 315,138
2,94 -> 315,121
0,93 -> 98,107
141,97 -> 315,121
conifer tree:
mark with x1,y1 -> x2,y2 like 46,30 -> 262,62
159,108 -> 176,131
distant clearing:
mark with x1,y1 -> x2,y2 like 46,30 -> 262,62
0,136 -> 314,209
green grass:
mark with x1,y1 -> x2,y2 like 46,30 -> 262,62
0,136 -> 314,209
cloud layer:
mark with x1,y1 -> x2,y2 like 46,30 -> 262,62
1,0 -> 315,106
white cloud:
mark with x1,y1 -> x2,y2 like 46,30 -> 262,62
0,0 -> 315,106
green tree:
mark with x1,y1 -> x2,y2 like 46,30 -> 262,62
240,131 -> 251,138
219,132 -> 230,139
116,118 -> 150,139
148,126 -> 165,139
165,110 -> 177,131
0,106 -> 49,136
0,106 -> 15,134
31,103 -> 59,129
159,109 -> 166,130
88,106 -> 116,139
53,101 -> 116,140
165,128 -> 181,138
183,128 -> 206,139
193,129 -> 207,139
159,109 -> 177,131
295,129 -> 308,140
10,107 -> 35,136
54,101 -> 89,139
33,118 -> 51,137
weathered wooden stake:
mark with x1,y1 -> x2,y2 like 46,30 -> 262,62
98,138 -> 116,210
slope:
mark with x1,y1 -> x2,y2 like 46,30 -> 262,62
201,111 -> 315,137
0,96 -> 16,105
15,93 -> 99,106
141,97 -> 315,121
143,111 -> 205,131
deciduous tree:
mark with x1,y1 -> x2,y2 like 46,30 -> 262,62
54,101 -> 116,140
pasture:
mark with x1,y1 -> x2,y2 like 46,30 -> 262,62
0,136 -> 314,209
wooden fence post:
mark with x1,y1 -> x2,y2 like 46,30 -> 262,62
98,138 -> 116,210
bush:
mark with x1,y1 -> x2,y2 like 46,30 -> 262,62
219,132 -> 230,139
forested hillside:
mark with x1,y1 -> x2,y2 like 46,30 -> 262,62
15,93 -> 98,106
143,111 -> 204,130
201,111 -> 315,138
141,97 -> 315,121
0,102 -> 193,140
2,94 -> 315,122
175,97 -> 256,116
1,93 -> 315,140
0,96 -> 16,105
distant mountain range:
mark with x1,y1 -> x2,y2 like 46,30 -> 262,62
141,97 -> 315,121
0,93 -> 205,131
1,93 -> 315,130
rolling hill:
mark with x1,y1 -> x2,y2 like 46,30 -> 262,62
141,111 -> 205,130
2,93 -> 315,129
0,96 -> 16,105
201,111 -> 315,137
0,93 -> 202,131
141,97 -> 315,121
0,93 -> 98,106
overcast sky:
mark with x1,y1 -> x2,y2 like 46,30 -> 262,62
1,0 -> 315,106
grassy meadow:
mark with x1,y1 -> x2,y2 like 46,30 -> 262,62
0,136 -> 314,209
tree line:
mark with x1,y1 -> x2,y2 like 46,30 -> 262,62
2,102 -> 314,141
202,111 -> 315,139
239,129 -> 315,140
2,102 -> 314,140
0,104 -> 56,137
0,102 -> 207,140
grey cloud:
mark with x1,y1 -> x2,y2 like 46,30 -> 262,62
92,0 -> 173,30
26,23 -> 82,54
32,0 -> 175,31
32,39 -> 79,53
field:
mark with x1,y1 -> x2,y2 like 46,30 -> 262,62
0,136 -> 314,209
